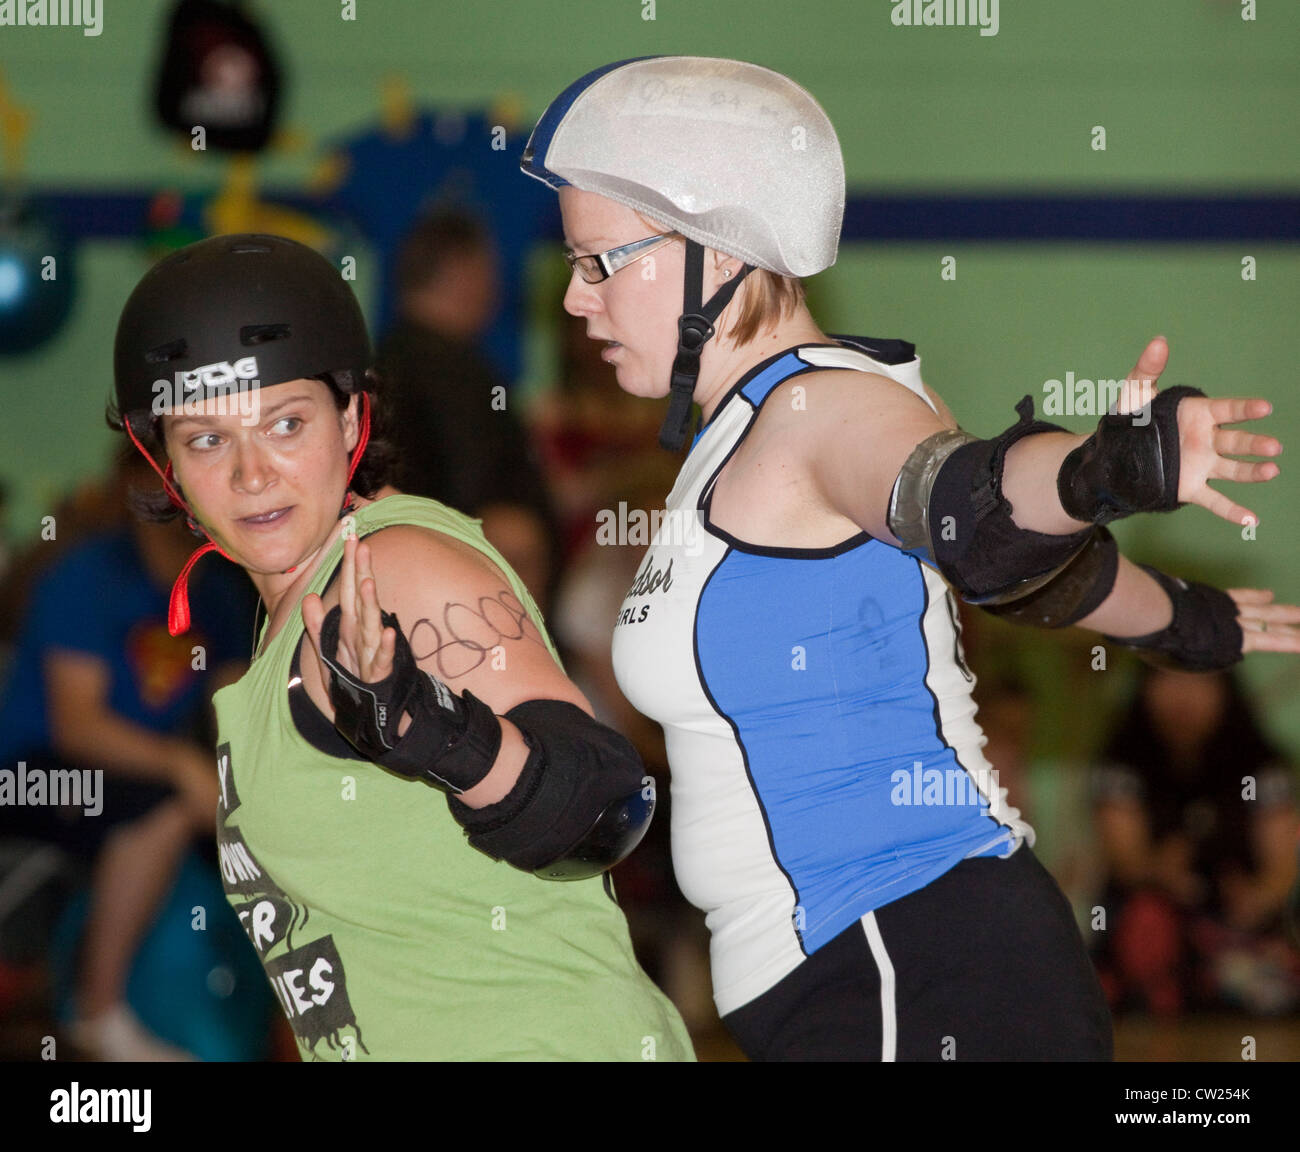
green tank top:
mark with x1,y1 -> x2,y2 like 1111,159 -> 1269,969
212,494 -> 694,1061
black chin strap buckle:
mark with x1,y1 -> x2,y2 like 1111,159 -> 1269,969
660,314 -> 714,451
671,313 -> 714,382
657,239 -> 756,453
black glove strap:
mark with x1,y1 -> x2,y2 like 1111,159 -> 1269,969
1057,385 -> 1205,524
317,605 -> 501,793
1102,564 -> 1243,671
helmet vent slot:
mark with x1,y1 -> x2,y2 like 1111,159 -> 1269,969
240,323 -> 291,345
145,339 -> 188,364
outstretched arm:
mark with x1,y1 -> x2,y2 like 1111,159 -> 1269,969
989,337 -> 1298,659
1001,337 -> 1280,534
1071,554 -> 1300,656
805,338 -> 1296,664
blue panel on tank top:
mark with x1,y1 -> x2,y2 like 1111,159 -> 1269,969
740,352 -> 809,407
695,539 -> 1012,953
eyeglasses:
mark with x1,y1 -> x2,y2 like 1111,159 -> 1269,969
563,232 -> 680,284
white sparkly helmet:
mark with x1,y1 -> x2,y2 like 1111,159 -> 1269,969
522,55 -> 844,278
522,56 -> 845,448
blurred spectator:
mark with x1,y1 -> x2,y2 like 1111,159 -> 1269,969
539,312 -> 714,1034
1091,664 -> 1300,1017
0,478 -> 11,589
531,309 -> 673,565
377,207 -> 558,610
971,675 -> 1032,823
551,473 -> 675,757
0,470 -> 133,659
551,474 -> 716,1036
0,447 -> 258,1058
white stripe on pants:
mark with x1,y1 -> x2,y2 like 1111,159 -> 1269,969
860,911 -> 897,1062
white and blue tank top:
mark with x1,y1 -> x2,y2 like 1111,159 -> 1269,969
611,337 -> 1033,1014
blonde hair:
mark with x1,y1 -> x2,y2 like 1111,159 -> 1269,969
632,213 -> 806,348
727,268 -> 806,347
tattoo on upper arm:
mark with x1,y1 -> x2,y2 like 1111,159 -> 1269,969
408,589 -> 545,680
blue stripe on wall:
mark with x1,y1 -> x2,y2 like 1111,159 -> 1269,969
841,195 -> 1300,242
34,192 -> 1300,243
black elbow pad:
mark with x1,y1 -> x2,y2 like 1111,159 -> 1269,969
446,700 -> 654,880
924,398 -> 1094,604
980,526 -> 1120,629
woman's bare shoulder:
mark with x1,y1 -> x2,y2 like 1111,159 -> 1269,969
360,524 -> 510,595
753,366 -> 950,439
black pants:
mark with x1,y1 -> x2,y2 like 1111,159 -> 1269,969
723,846 -> 1113,1061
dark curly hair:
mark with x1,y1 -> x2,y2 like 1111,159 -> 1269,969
104,369 -> 400,532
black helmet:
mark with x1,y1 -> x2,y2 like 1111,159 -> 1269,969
112,233 -> 375,638
113,232 -> 371,434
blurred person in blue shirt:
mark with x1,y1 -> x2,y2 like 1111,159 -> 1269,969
0,447 -> 257,1058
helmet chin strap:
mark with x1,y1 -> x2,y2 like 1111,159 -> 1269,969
659,240 -> 753,452
123,391 -> 372,637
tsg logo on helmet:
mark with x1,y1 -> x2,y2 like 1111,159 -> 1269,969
151,355 -> 263,425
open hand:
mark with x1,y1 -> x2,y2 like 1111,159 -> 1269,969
1114,337 -> 1282,528
1227,588 -> 1300,655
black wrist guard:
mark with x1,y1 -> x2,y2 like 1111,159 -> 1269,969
447,699 -> 653,880
1057,386 -> 1204,524
1102,565 -> 1243,672
317,605 -> 501,794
